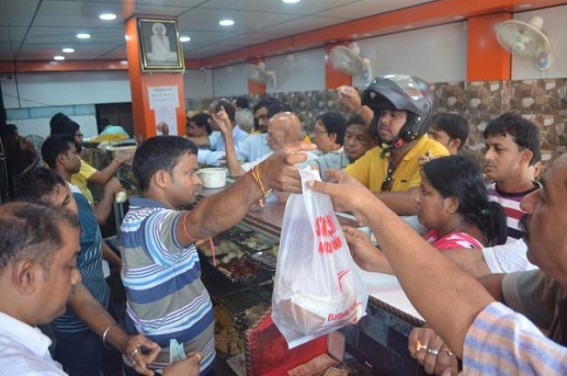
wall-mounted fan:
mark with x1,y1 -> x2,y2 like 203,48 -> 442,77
329,42 -> 373,83
496,15 -> 552,70
247,62 -> 277,87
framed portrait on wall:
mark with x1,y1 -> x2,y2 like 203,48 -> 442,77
138,18 -> 185,72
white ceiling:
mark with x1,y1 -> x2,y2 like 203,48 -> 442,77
0,0 -> 435,62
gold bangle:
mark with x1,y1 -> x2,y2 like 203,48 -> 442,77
251,164 -> 269,196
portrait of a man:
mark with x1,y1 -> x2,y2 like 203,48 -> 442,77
138,19 -> 184,72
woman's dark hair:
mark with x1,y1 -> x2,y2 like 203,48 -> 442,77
422,155 -> 507,246
317,112 -> 347,146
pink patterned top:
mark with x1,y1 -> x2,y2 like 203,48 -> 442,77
424,229 -> 483,250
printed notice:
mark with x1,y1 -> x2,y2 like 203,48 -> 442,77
148,86 -> 179,109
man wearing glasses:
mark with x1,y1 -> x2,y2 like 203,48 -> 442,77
338,75 -> 449,215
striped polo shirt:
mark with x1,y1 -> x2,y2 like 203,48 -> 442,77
119,197 -> 215,374
464,302 -> 567,375
487,182 -> 539,242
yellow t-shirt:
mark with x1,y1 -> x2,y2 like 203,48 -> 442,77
343,135 -> 449,193
71,160 -> 97,203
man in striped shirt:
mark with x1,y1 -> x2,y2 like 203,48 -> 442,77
310,152 -> 567,376
119,135 -> 314,375
483,113 -> 541,242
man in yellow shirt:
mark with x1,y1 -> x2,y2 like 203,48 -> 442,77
50,113 -> 125,223
339,75 -> 449,215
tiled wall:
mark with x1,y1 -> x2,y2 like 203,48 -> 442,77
189,78 -> 567,171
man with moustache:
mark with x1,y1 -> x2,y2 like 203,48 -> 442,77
483,113 -> 541,242
310,153 -> 567,375
339,75 -> 450,215
119,136 -> 313,375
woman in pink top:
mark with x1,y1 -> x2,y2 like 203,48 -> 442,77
418,155 -> 507,250
345,155 -> 507,273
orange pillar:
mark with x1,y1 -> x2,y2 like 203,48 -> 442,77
125,17 -> 187,140
467,13 -> 512,81
247,57 -> 266,96
325,43 -> 352,89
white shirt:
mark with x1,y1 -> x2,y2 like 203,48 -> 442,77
0,312 -> 66,375
482,238 -> 538,273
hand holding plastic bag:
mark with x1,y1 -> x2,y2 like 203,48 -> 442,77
272,167 -> 368,348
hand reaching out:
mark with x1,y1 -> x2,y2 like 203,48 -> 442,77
260,141 -> 317,193
342,226 -> 384,272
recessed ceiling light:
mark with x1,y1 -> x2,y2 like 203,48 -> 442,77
120,60 -> 128,65
519,4 -> 532,9
179,36 -> 191,42
54,56 -> 65,61
76,33 -> 91,39
219,19 -> 234,27
99,13 -> 117,21
282,0 -> 301,3
403,25 -> 413,30
62,48 -> 75,53
453,15 -> 465,20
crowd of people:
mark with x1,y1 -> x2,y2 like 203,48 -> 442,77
0,73 -> 565,376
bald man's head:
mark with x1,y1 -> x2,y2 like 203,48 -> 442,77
267,112 -> 303,151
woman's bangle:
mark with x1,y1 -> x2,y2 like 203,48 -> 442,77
354,106 -> 363,114
102,322 -> 119,349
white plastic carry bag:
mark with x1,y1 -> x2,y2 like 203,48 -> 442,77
272,167 -> 368,348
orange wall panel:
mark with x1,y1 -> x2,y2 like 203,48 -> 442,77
467,13 -> 512,81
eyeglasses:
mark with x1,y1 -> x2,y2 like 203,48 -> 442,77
75,133 -> 84,138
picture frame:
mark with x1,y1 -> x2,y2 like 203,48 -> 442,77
137,18 -> 185,72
